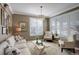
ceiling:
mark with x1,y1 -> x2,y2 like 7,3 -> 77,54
9,3 -> 79,17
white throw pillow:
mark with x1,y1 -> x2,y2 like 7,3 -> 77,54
15,36 -> 20,42
67,35 -> 74,42
17,35 -> 22,40
15,35 -> 23,42
58,40 -> 64,45
7,36 -> 16,47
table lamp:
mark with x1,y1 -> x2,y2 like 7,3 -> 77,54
15,27 -> 21,35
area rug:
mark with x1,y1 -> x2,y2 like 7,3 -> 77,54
27,40 -> 72,55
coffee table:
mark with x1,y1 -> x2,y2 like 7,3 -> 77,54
32,40 -> 45,54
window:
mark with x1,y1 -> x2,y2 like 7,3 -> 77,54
57,21 -> 60,35
50,18 -> 56,34
30,17 -> 43,36
50,16 -> 69,37
50,10 -> 79,38
61,22 -> 69,37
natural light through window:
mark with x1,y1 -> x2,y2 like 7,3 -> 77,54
30,17 -> 43,36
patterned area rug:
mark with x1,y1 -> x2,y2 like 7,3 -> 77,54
27,41 -> 71,55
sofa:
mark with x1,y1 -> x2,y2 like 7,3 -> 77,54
0,35 -> 31,55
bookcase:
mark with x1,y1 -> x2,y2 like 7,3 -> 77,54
0,3 -> 12,35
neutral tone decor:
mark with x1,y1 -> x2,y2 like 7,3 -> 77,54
0,35 -> 31,55
27,40 -> 75,55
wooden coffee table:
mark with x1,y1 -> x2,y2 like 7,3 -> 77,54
32,40 -> 45,54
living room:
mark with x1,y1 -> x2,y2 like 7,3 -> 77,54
0,3 -> 79,55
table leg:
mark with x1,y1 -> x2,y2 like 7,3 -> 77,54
61,48 -> 63,52
39,46 -> 45,55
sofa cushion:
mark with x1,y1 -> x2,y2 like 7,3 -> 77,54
17,35 -> 23,40
15,42 -> 27,49
15,35 -> 24,42
0,34 -> 10,43
15,36 -> 20,42
67,34 -> 74,42
45,31 -> 52,36
0,41 -> 9,55
7,36 -> 16,47
58,40 -> 64,45
20,47 -> 31,55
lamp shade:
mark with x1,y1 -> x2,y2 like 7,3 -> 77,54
16,27 -> 21,32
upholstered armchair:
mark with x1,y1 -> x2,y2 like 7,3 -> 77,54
43,31 -> 53,41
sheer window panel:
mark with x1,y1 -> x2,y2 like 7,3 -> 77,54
60,23 -> 68,37
57,21 -> 60,35
30,18 -> 37,36
36,19 -> 43,35
30,17 -> 43,36
50,18 -> 56,34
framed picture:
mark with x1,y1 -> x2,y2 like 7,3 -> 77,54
2,27 -> 7,34
19,22 -> 27,31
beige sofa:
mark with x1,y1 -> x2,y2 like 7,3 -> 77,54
0,35 -> 31,55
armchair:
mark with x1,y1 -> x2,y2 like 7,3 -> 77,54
43,31 -> 53,41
